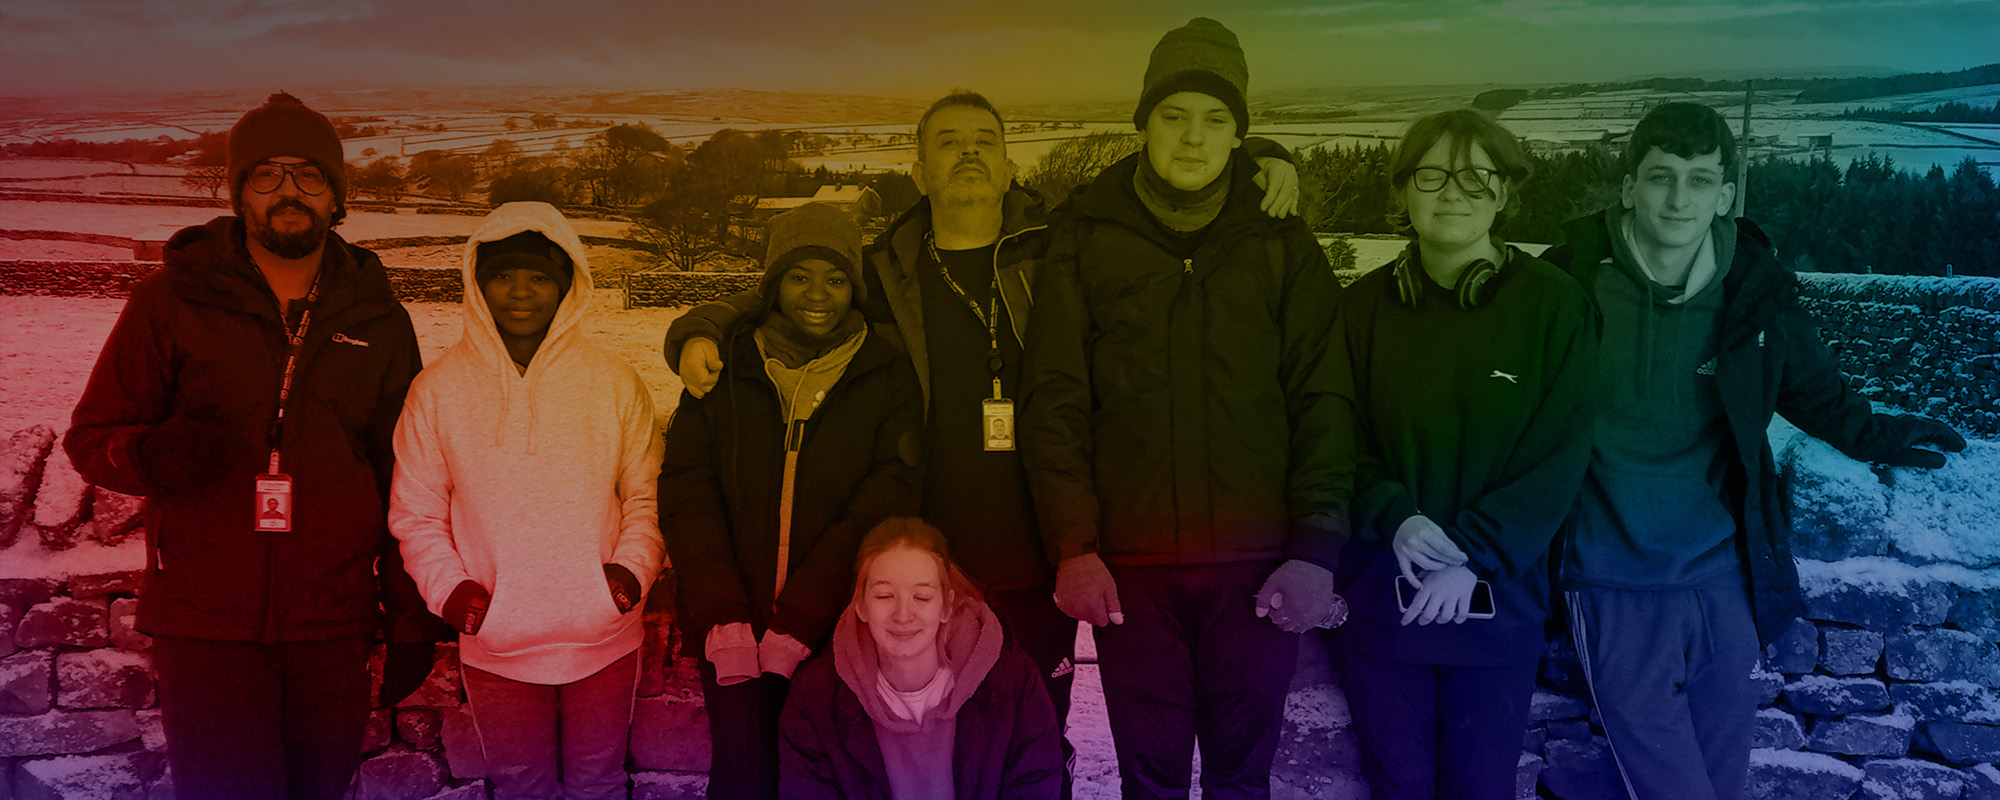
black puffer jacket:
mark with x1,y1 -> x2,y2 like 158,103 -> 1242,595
1020,150 -> 1349,568
658,326 -> 923,648
66,216 -> 436,643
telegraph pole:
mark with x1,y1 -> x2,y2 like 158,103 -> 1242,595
1736,81 -> 1752,218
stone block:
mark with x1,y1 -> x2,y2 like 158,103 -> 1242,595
0,426 -> 56,547
396,708 -> 441,750
1892,682 -> 2000,723
1952,588 -> 2000,641
632,771 -> 708,800
65,572 -> 142,600
1807,711 -> 1915,757
1754,708 -> 1808,750
1,604 -> 18,659
1540,737 -> 1622,800
14,599 -> 108,649
1273,682 -> 1363,798
0,650 -> 53,714
56,649 -> 153,709
15,753 -> 156,800
1517,752 -> 1544,800
363,709 -> 393,755
1528,689 -> 1589,722
32,447 -> 91,548
107,598 -> 148,651
135,709 -> 164,751
1801,560 -> 1954,630
1782,433 -> 1891,561
353,749 -> 444,800
0,580 -> 60,615
440,705 -> 484,780
1889,628 -> 2000,684
0,710 -> 140,756
1966,764 -> 2000,800
1859,758 -> 1967,800
1753,667 -> 1786,706
1746,748 -> 1863,799
87,488 -> 145,545
1522,725 -> 1547,757
1825,626 -> 1888,676
630,694 -> 710,772
1787,675 -> 1893,715
1768,618 -> 1820,674
1925,722 -> 2000,765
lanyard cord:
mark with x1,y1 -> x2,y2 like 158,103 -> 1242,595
266,270 -> 323,473
926,232 -> 1003,378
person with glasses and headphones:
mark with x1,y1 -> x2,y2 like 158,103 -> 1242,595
1325,109 -> 1598,799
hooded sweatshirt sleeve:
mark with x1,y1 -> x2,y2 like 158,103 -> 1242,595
607,372 -> 666,592
387,381 -> 475,617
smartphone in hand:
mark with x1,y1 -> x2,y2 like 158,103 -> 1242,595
1394,574 -> 1496,620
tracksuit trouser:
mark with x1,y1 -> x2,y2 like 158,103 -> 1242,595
988,582 -> 1080,799
1094,560 -> 1300,800
1566,583 -> 1760,800
151,635 -> 373,800
461,649 -> 641,800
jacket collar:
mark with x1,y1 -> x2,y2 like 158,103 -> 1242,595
879,184 -> 1051,281
1070,149 -> 1276,248
162,216 -> 391,323
1561,208 -> 1793,330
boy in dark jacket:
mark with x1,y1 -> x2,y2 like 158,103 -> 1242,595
1020,18 -> 1348,800
1543,102 -> 1965,800
65,93 -> 444,800
658,203 -> 924,800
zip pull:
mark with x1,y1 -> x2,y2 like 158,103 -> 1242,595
1184,258 -> 1194,275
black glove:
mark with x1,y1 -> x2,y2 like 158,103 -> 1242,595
138,412 -> 237,491
604,564 -> 642,614
378,642 -> 437,707
442,580 -> 491,635
1874,416 -> 1966,469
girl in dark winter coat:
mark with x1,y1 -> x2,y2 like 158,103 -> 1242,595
1328,110 -> 1597,799
658,202 -> 923,800
779,517 -> 1064,800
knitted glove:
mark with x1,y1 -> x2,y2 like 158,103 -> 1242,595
759,631 -> 812,680
705,622 -> 760,686
1053,553 -> 1124,627
604,564 -> 642,614
441,580 -> 490,636
1870,416 -> 1966,469
1255,559 -> 1347,633
378,642 -> 437,706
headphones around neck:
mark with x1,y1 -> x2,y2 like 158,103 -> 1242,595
1393,241 -> 1509,310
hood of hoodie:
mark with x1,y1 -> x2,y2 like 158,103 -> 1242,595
458,201 -> 595,376
832,589 -> 1005,735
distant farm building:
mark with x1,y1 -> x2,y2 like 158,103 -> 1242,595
1525,130 -> 1616,154
733,184 -> 884,248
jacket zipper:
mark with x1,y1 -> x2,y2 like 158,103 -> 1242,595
1184,258 -> 1194,275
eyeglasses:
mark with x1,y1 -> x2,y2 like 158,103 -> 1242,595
1402,166 -> 1503,196
246,163 -> 329,195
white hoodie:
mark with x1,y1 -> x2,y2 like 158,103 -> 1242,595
389,202 -> 664,685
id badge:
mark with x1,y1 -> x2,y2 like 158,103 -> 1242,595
982,398 -> 1015,452
254,473 -> 294,532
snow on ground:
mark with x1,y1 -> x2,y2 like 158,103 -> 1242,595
0,200 -> 635,243
0,239 -> 131,260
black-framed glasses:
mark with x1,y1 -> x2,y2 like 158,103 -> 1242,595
246,162 -> 329,195
1402,166 -> 1502,196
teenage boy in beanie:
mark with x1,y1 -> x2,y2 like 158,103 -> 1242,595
1542,102 -> 1965,800
67,92 -> 446,800
660,203 -> 923,800
389,202 -> 664,800
661,89 -> 1304,797
1020,18 -> 1349,800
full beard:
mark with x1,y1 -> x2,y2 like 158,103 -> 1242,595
247,200 -> 330,260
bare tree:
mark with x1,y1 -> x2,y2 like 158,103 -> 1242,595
1024,131 -> 1140,202
180,165 -> 227,199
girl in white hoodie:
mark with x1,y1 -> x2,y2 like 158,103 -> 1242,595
389,201 -> 663,800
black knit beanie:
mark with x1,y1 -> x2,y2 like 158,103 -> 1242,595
228,92 -> 347,209
476,231 -> 574,297
1134,18 -> 1250,139
758,203 -> 867,308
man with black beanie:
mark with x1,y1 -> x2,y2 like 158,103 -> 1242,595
1021,18 -> 1349,800
67,92 -> 447,800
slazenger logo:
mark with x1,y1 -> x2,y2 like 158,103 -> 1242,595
1490,370 -> 1519,384
331,333 -> 370,347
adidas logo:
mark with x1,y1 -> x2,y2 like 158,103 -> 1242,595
1697,358 -> 1717,376
1051,657 -> 1074,679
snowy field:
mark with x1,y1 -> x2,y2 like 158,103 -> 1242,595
0,198 -> 635,242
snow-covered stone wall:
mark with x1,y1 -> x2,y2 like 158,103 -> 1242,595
1797,273 -> 2000,438
0,260 -> 463,303
625,271 -> 762,309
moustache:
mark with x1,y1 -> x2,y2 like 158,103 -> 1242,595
268,199 -> 318,218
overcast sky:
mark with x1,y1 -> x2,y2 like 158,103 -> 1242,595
2,0 -> 1994,102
